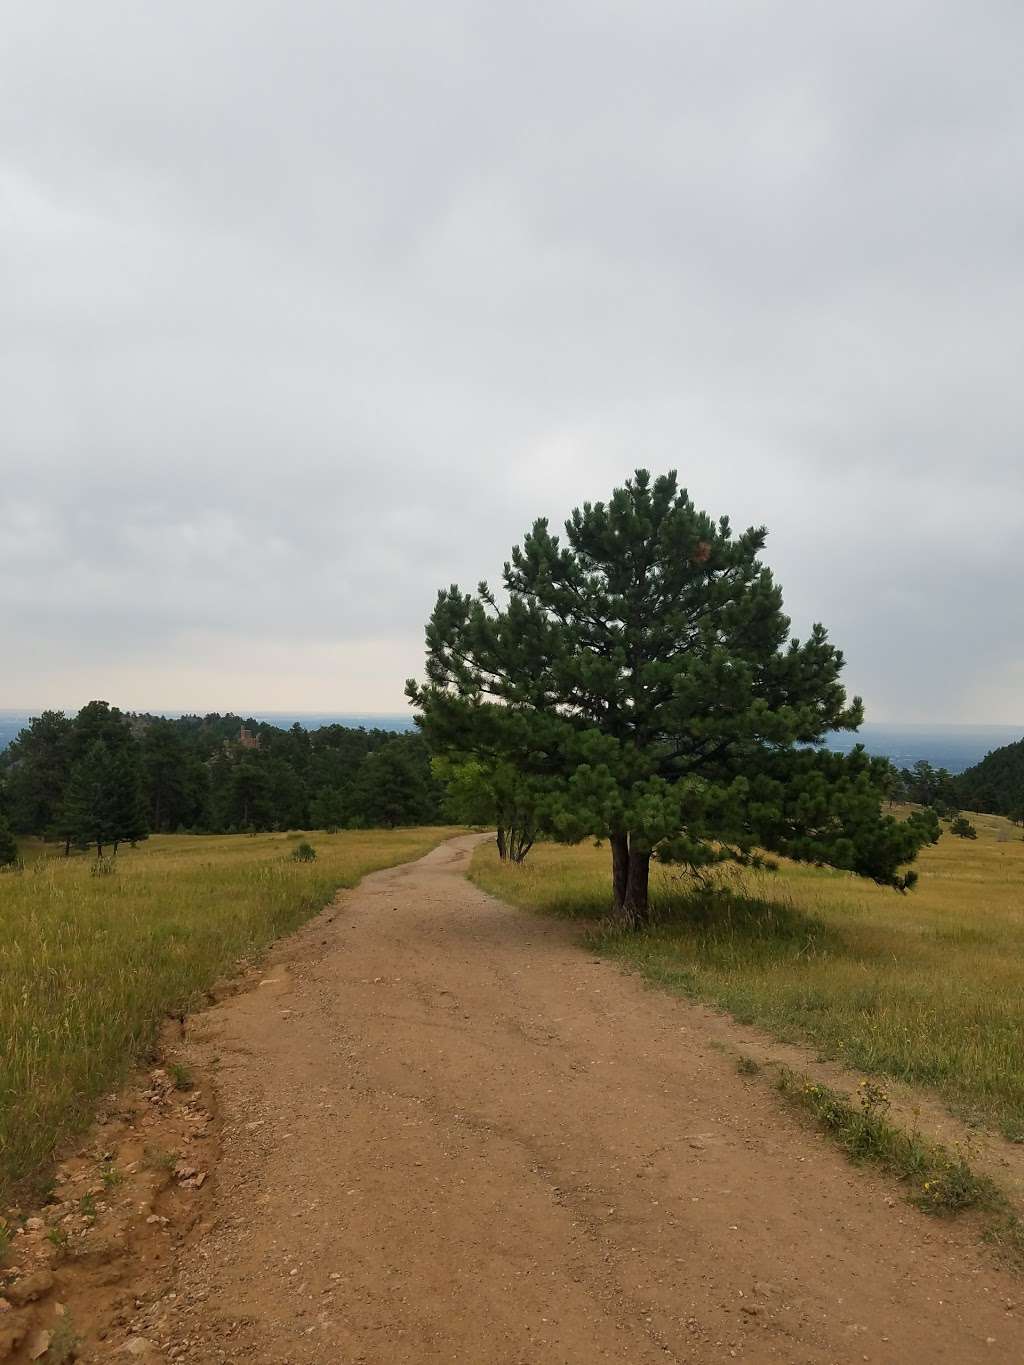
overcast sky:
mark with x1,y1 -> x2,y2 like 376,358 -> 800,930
2,1 -> 1021,723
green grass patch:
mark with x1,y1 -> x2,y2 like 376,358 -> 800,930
0,827 -> 457,1201
469,814 -> 1024,1139
777,1069 -> 996,1213
775,1067 -> 1024,1263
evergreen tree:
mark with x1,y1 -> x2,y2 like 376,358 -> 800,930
227,757 -> 274,830
901,760 -> 959,817
0,812 -> 18,867
59,741 -> 116,856
309,787 -> 347,831
142,718 -> 191,831
109,746 -> 150,850
266,757 -> 308,829
70,700 -> 132,762
2,710 -> 73,834
409,469 -> 939,924
350,737 -> 441,827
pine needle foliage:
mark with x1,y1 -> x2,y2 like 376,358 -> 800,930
410,469 -> 938,923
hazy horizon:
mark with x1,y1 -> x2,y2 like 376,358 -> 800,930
1,707 -> 1022,732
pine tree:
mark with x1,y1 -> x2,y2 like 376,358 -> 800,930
109,747 -> 150,850
409,469 -> 939,925
142,718 -> 189,831
0,812 -> 18,867
349,739 -> 441,827
309,787 -> 347,832
58,741 -> 115,856
2,710 -> 73,834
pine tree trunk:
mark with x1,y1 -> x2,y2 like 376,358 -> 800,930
610,833 -> 629,911
623,847 -> 651,928
496,826 -> 508,861
610,834 -> 651,928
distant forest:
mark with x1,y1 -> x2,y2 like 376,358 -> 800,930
897,745 -> 1024,823
2,700 -> 1021,859
955,738 -> 1024,821
0,702 -> 443,850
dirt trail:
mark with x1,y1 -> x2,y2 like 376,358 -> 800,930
119,835 -> 1022,1362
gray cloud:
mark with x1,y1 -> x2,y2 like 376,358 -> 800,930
2,1 -> 1022,719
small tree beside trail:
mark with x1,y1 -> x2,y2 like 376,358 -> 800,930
409,469 -> 939,927
950,816 -> 978,839
435,756 -> 538,862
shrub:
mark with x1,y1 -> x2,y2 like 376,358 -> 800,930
168,1061 -> 194,1091
950,816 -> 978,840
291,842 -> 317,863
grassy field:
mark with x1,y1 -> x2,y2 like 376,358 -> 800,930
0,827 -> 457,1200
470,812 -> 1024,1141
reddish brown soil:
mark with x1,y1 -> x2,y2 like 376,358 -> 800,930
5,833 -> 1023,1362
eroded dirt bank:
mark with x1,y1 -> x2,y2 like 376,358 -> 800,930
16,834 -> 1024,1362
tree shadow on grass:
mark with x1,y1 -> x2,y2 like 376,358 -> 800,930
649,885 -> 842,955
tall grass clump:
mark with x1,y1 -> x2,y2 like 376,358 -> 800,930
0,827 -> 455,1199
470,812 -> 1024,1139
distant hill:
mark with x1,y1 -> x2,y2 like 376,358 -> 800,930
956,738 -> 1024,818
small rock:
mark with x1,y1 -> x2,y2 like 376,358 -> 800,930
0,1300 -> 9,1314
27,1330 -> 52,1360
24,1217 -> 44,1232
7,1270 -> 55,1307
122,1338 -> 161,1359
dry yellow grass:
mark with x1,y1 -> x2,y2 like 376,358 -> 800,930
471,811 -> 1024,1140
0,827 -> 457,1199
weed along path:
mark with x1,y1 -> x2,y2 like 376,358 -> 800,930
99,835 -> 1020,1362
